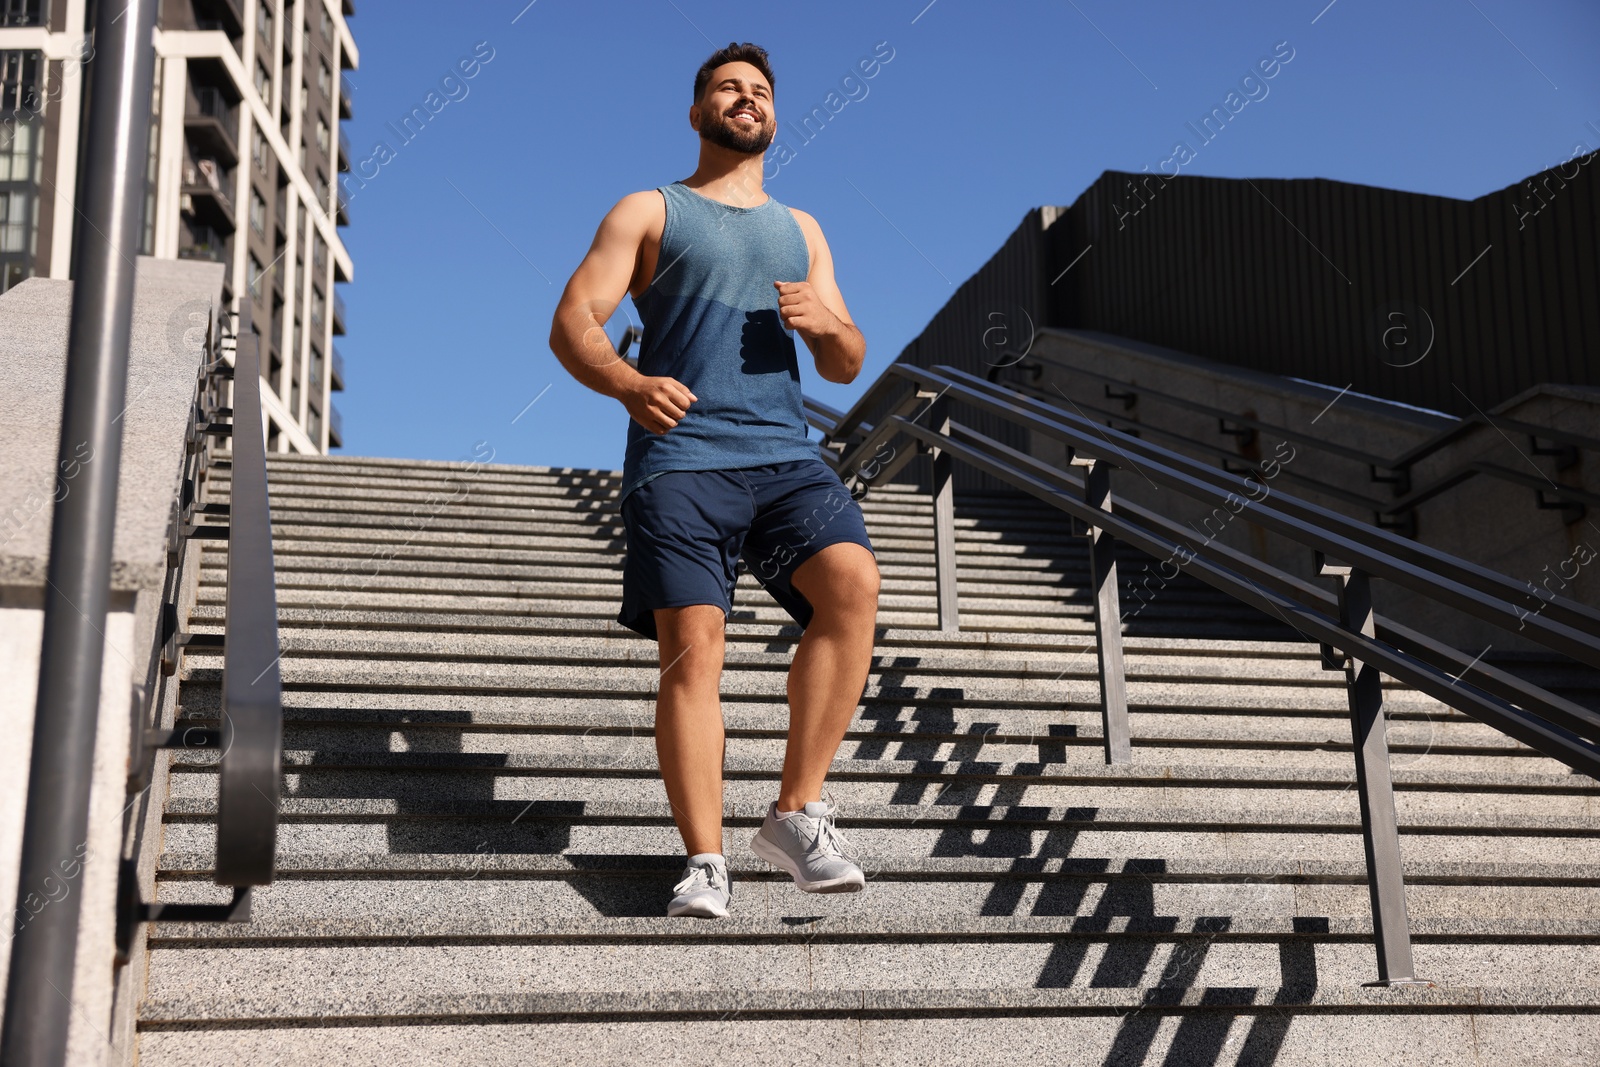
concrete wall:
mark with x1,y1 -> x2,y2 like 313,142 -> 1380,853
0,258 -> 224,1065
1015,327 -> 1599,652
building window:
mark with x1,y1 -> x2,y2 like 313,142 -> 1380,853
320,6 -> 333,39
310,286 -> 325,329
0,186 -> 32,246
251,124 -> 268,171
312,232 -> 325,272
0,1 -> 48,28
0,51 -> 43,293
256,1 -> 274,42
250,187 -> 267,235
315,117 -> 329,156
248,252 -> 265,300
140,54 -> 162,255
255,61 -> 271,104
317,60 -> 331,99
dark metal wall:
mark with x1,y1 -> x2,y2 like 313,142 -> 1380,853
1048,159 -> 1600,414
886,205 -> 1062,492
891,157 -> 1600,442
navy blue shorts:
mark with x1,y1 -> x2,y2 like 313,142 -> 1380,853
617,458 -> 876,640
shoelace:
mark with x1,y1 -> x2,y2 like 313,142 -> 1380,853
673,861 -> 729,898
800,796 -> 860,862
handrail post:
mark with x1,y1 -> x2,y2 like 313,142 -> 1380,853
0,2 -> 159,1065
1322,559 -> 1426,986
927,396 -> 960,631
1080,458 -> 1131,764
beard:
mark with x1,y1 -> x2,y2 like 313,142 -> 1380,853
699,107 -> 774,155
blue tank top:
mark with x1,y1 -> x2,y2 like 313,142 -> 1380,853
620,180 -> 825,501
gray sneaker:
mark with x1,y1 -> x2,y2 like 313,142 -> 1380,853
667,853 -> 732,918
750,795 -> 866,893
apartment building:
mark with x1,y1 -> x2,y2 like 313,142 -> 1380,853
0,0 -> 355,453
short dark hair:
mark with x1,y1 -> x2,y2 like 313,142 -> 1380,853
693,42 -> 774,104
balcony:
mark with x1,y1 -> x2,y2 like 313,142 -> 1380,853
332,290 -> 346,336
178,225 -> 230,284
185,87 -> 238,166
0,1 -> 47,26
338,74 -> 354,119
191,0 -> 244,35
328,404 -> 343,448
181,161 -> 236,231
337,126 -> 351,172
335,184 -> 350,227
331,345 -> 345,391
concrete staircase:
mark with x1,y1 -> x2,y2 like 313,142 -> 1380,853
135,454 -> 1600,1066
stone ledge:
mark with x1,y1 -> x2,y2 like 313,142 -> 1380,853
0,258 -> 225,592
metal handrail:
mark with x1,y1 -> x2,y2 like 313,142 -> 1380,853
2,3 -> 162,1062
808,360 -> 1600,986
212,300 -> 284,884
114,299 -> 282,961
827,365 -> 1600,646
992,346 -> 1599,524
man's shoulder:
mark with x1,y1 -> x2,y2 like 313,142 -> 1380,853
781,203 -> 824,238
601,189 -> 669,235
613,187 -> 669,212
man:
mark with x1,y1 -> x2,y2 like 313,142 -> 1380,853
548,42 -> 881,918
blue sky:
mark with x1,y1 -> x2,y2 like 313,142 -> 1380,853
332,0 -> 1600,469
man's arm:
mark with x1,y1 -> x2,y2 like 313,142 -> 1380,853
548,193 -> 697,434
775,209 -> 865,385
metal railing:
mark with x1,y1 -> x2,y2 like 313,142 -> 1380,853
806,361 -> 1600,986
991,346 -> 1600,532
0,3 -> 280,1054
189,86 -> 230,122
118,297 -> 283,925
2,4 -> 162,1062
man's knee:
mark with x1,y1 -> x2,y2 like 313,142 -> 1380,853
795,543 -> 880,618
653,604 -> 728,678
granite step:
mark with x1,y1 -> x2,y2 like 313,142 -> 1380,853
140,911 -> 1600,945
147,869 -> 1600,925
131,936 -> 1600,1005
162,765 -> 1600,820
176,632 -> 1376,684
176,685 -> 1519,734
154,815 -> 1600,868
159,797 -> 1600,836
164,748 -> 1599,795
137,456 -> 1600,1060
131,1003 -> 1600,1067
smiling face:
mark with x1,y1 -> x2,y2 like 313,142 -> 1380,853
694,61 -> 775,155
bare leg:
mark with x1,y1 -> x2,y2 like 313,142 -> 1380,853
778,543 -> 881,811
652,604 -> 729,856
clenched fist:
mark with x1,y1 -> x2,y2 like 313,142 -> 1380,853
773,280 -> 839,341
622,375 -> 697,435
